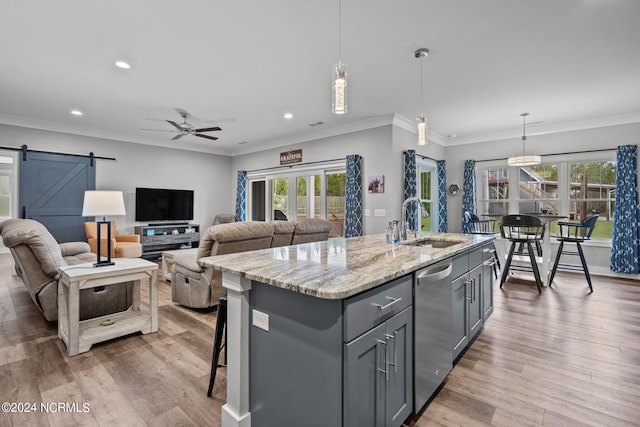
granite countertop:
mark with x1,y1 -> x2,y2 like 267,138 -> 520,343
198,232 -> 495,300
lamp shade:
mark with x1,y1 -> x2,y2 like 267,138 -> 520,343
82,191 -> 126,217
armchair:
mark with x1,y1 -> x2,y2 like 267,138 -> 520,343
84,221 -> 142,258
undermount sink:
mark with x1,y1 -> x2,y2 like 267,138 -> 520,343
403,239 -> 464,249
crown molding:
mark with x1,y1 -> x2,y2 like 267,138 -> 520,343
0,113 -> 232,156
445,112 -> 640,146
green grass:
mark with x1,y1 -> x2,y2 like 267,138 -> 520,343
435,217 -> 614,239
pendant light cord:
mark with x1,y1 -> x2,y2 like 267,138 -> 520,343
338,0 -> 342,63
521,113 -> 528,157
420,56 -> 424,115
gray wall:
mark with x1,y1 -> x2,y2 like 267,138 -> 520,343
0,123 -> 232,236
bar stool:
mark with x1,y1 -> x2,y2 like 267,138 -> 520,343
549,215 -> 598,293
464,212 -> 501,278
499,214 -> 545,293
207,293 -> 227,397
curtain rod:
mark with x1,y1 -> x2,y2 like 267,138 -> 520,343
246,157 -> 346,173
403,151 -> 441,162
475,148 -> 617,163
0,145 -> 116,162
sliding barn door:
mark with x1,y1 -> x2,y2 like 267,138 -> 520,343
19,151 -> 95,243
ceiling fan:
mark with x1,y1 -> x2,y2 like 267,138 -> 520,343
144,108 -> 222,141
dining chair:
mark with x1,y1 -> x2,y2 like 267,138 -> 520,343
464,212 -> 500,278
499,214 -> 545,293
549,215 -> 598,293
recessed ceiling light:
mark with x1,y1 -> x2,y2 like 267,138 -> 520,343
70,109 -> 83,116
114,60 -> 131,69
283,112 -> 293,119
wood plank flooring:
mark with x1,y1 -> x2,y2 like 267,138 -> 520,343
0,253 -> 638,426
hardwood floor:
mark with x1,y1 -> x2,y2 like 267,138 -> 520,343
0,253 -> 638,426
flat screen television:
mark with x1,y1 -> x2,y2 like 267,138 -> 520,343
135,187 -> 194,222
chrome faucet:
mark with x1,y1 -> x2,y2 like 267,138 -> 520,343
401,196 -> 429,240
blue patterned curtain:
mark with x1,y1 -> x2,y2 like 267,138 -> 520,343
610,145 -> 640,274
235,170 -> 247,222
462,160 -> 476,233
437,160 -> 447,232
345,154 -> 363,237
403,150 -> 417,229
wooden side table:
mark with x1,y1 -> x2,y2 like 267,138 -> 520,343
58,257 -> 158,356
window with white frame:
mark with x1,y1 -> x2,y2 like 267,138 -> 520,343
0,156 -> 15,221
517,163 -> 559,215
417,158 -> 438,232
476,153 -> 616,239
476,167 -> 509,217
248,162 -> 346,237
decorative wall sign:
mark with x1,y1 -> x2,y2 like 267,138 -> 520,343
367,175 -> 385,193
280,149 -> 302,165
448,184 -> 460,195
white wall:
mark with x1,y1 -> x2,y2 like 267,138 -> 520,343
0,124 -> 233,235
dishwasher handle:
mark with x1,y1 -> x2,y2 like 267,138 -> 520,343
416,263 -> 453,282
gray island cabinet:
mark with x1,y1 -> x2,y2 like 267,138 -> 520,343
199,232 -> 495,427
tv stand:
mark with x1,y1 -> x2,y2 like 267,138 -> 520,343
135,224 -> 200,260
148,221 -> 189,226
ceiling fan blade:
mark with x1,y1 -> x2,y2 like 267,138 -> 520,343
195,133 -> 218,141
141,128 -> 178,133
171,134 -> 183,141
195,126 -> 222,132
167,120 -> 182,130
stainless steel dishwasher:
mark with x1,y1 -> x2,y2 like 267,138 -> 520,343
414,260 -> 453,412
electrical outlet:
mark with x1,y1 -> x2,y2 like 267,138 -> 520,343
252,309 -> 269,331
365,209 -> 371,216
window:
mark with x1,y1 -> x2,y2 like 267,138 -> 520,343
518,164 -> 559,215
568,161 -> 616,239
475,155 -> 617,240
248,163 -> 346,237
477,167 -> 509,216
0,155 -> 15,221
417,159 -> 438,232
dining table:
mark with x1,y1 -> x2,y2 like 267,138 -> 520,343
487,213 -> 567,286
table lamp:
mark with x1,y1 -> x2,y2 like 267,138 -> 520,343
82,190 -> 126,267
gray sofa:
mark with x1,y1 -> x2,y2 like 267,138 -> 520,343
0,218 -> 132,321
171,218 -> 332,308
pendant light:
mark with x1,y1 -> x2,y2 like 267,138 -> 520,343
508,113 -> 541,166
332,0 -> 347,114
414,48 -> 429,145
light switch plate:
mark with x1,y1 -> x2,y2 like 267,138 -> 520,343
374,209 -> 386,217
252,309 -> 269,331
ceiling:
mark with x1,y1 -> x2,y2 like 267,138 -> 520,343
1,0 -> 639,156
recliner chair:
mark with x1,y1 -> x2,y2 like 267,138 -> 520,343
0,218 -> 133,321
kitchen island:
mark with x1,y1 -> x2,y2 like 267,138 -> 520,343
199,232 -> 495,427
